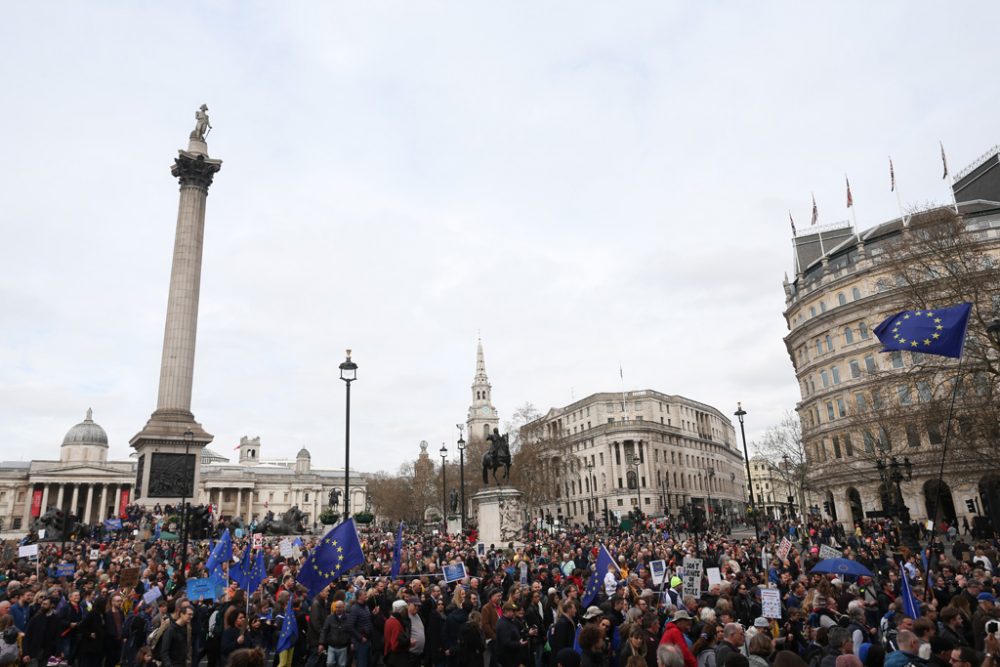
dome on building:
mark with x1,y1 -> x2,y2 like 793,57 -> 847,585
296,447 -> 311,459
62,409 -> 108,447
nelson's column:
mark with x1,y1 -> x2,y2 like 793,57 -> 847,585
129,105 -> 222,507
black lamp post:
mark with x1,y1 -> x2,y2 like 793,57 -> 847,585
180,427 -> 193,579
706,465 -> 715,529
734,402 -> 761,541
631,454 -> 642,524
585,459 -> 596,529
782,454 -> 796,520
440,443 -> 448,530
339,350 -> 357,522
875,451 -> 915,544
456,424 -> 466,533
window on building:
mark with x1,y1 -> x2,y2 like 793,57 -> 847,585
617,498 -> 624,506
827,402 -> 835,420
859,322 -> 870,339
844,434 -> 854,456
820,371 -> 830,388
891,351 -> 904,368
810,306 -> 817,318
838,293 -> 847,306
837,398 -> 846,417
916,381 -> 932,402
608,418 -> 614,424
850,360 -> 861,379
897,385 -> 912,405
832,436 -> 842,458
825,335 -> 834,352
844,327 -> 854,344
831,366 -> 841,384
12,518 -> 20,530
906,425 -> 922,448
816,340 -> 823,355
852,287 -> 862,300
820,302 -> 827,313
911,351 -> 925,365
864,355 -> 876,373
928,424 -> 944,445
863,431 -> 875,452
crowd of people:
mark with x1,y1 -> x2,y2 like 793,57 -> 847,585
0,508 -> 997,667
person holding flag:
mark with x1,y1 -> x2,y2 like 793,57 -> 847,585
582,544 -> 619,608
390,521 -> 404,581
276,596 -> 298,667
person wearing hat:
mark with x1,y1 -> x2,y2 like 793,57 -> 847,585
972,593 -> 997,651
495,602 -> 525,667
658,609 -> 697,667
382,600 -> 411,667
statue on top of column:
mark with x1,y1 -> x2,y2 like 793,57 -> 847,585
190,104 -> 212,141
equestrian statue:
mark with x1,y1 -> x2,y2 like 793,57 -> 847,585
482,428 -> 512,486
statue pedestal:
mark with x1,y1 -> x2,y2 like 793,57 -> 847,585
472,487 -> 523,548
446,515 -> 462,536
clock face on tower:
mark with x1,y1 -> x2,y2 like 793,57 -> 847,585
480,406 -> 492,416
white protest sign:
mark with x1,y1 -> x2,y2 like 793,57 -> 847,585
761,588 -> 782,618
279,539 -> 293,557
90,549 -> 100,561
776,538 -> 792,561
707,567 -> 722,587
252,533 -> 263,549
819,544 -> 842,561
649,560 -> 667,586
38,529 -> 46,540
18,544 -> 37,559
682,556 -> 703,577
143,586 -> 162,605
682,573 -> 701,599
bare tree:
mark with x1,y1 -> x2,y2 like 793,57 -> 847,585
755,411 -> 811,514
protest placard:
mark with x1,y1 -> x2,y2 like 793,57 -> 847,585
119,567 -> 140,588
143,587 -> 162,605
682,557 -> 703,576
56,563 -> 75,577
776,538 -> 792,561
682,573 -> 701,599
253,533 -> 263,549
707,567 -> 722,587
18,544 -> 38,559
649,560 -> 667,585
90,549 -> 100,561
443,562 -> 468,583
761,588 -> 782,618
186,578 -> 217,601
819,544 -> 842,560
519,561 -> 528,585
279,539 -> 293,557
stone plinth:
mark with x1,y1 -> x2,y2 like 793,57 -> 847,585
472,486 -> 523,548
446,515 -> 462,536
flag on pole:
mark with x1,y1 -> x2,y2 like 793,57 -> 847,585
810,194 -> 818,225
789,212 -> 796,236
205,528 -> 232,573
582,543 -> 620,608
276,596 -> 298,655
846,175 -> 854,208
873,303 -> 972,359
297,519 -> 365,596
940,141 -> 949,179
898,559 -> 920,619
890,157 -> 896,192
390,521 -> 404,580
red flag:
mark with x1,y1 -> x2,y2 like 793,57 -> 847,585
889,157 -> 896,192
940,141 -> 949,179
846,175 -> 854,208
811,194 -> 818,225
789,211 -> 797,236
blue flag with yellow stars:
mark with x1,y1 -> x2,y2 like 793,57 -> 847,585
582,543 -> 619,608
276,595 -> 297,655
244,549 -> 267,593
205,528 -> 232,573
230,545 -> 252,590
873,303 -> 972,358
297,519 -> 365,596
390,521 -> 404,580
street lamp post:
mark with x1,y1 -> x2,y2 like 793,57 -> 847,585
456,424 -> 466,533
706,465 -> 715,530
440,443 -> 449,530
180,427 -> 193,579
631,454 -> 642,525
734,402 -> 761,541
584,458 -> 596,529
339,350 -> 358,522
782,454 -> 796,521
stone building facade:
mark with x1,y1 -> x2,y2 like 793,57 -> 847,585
781,146 -> 1000,528
0,411 -> 365,537
523,390 -> 747,526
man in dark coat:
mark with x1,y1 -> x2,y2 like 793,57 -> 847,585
158,605 -> 194,667
494,603 -> 525,667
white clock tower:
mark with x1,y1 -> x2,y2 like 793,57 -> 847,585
466,338 -> 499,444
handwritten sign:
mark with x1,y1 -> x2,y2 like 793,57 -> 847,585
776,538 -> 792,561
56,563 -> 75,577
707,567 -> 722,587
443,562 -> 468,583
119,567 -> 140,588
761,588 -> 782,619
682,557 -> 703,577
143,586 -> 162,605
819,544 -> 842,561
18,544 -> 38,559
682,573 -> 701,599
279,539 -> 293,557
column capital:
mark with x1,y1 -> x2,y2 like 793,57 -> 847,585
171,151 -> 222,190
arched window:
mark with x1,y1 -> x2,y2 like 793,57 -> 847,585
859,322 -> 870,339
837,293 -> 847,306
852,287 -> 861,300
844,327 -> 854,344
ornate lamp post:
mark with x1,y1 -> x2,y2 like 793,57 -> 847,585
734,402 -> 760,541
630,454 -> 642,523
585,458 -> 596,529
440,443 -> 448,530
705,465 -> 715,529
339,350 -> 357,521
180,427 -> 193,578
456,424 -> 466,533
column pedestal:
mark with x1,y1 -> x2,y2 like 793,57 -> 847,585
472,486 -> 523,548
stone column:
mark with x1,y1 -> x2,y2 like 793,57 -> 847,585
113,486 -> 121,517
21,487 -> 33,528
56,484 -> 64,510
245,490 -> 253,524
70,486 -> 79,517
99,485 -> 108,521
40,485 -> 50,513
235,489 -> 242,519
84,485 -> 94,525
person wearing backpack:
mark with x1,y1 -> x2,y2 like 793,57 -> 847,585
0,616 -> 20,667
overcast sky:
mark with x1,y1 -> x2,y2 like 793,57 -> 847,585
2,3 -> 997,473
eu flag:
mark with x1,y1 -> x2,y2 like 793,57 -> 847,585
230,546 -> 253,590
874,303 -> 972,359
582,543 -> 619,608
297,519 -> 365,597
205,528 -> 232,573
898,559 -> 920,618
276,596 -> 298,654
244,549 -> 267,593
390,521 -> 404,580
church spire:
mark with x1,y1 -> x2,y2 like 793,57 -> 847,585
475,337 -> 488,382
467,337 -> 499,442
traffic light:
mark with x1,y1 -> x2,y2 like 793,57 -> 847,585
822,501 -> 831,515
966,499 -> 976,513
